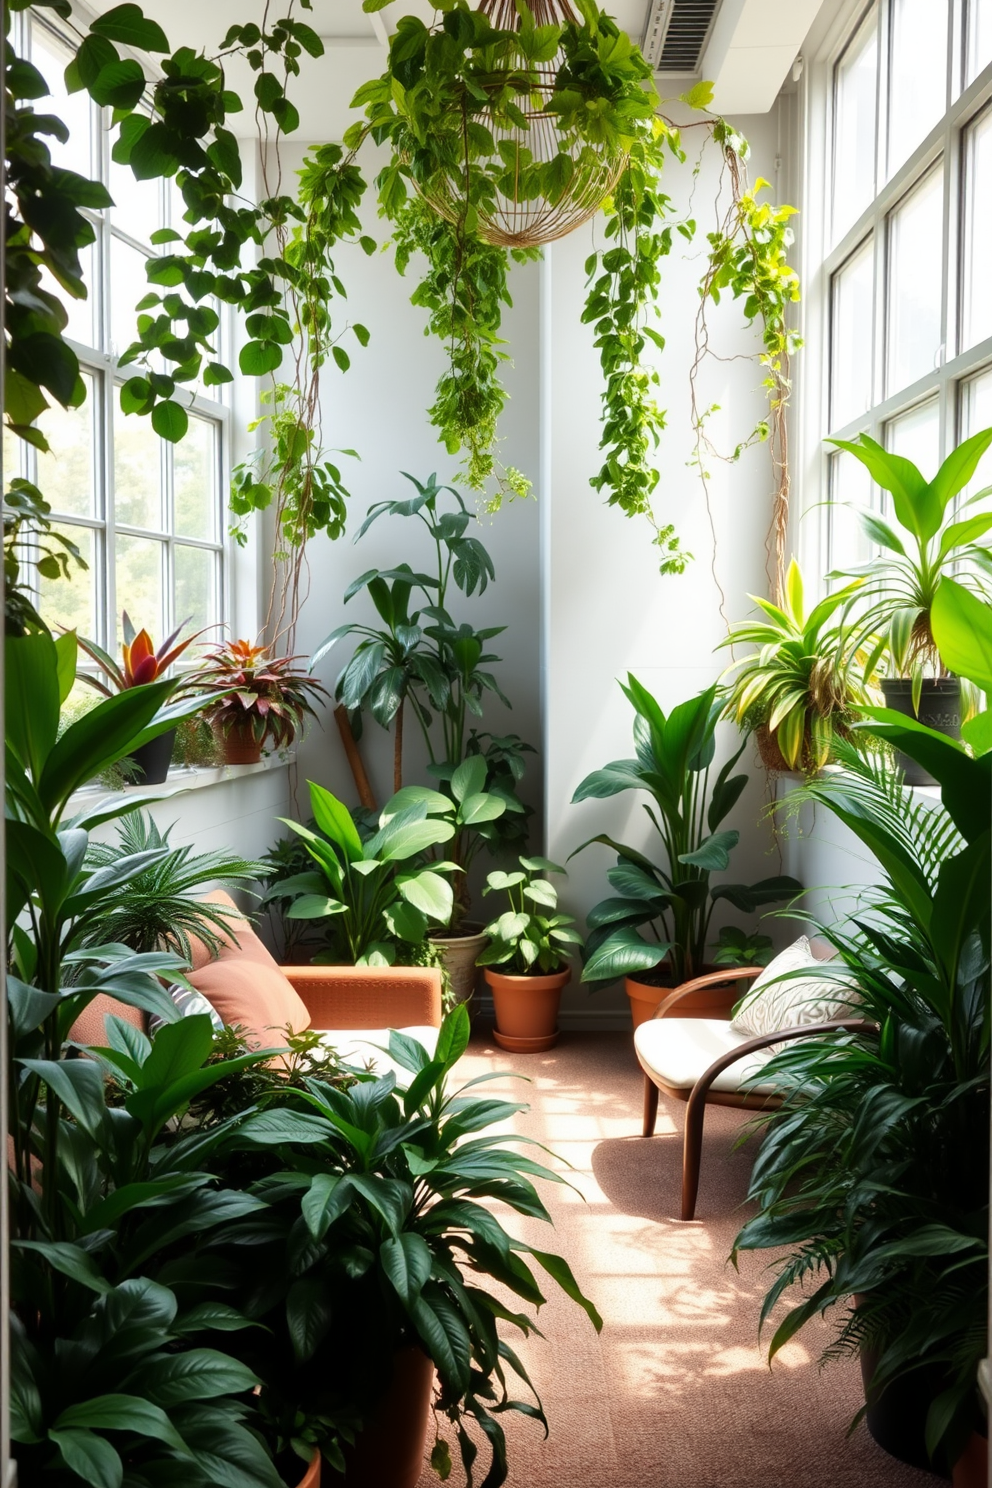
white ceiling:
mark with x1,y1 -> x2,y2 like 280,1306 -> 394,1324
84,0 -> 828,138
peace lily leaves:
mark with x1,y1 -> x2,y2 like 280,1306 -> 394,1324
572,678 -> 799,983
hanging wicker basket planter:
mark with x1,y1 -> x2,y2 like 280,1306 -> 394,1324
411,0 -> 631,250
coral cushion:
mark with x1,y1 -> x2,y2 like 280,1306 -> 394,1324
188,958 -> 311,1045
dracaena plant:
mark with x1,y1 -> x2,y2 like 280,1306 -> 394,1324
477,856 -> 583,975
196,637 -> 328,749
570,679 -> 800,984
175,1004 -> 603,1488
274,780 -> 462,964
76,610 -> 206,694
830,427 -> 992,705
735,725 -> 990,1473
718,558 -> 878,774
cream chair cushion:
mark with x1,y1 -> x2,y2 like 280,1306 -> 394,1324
730,936 -> 853,1039
634,1017 -> 778,1095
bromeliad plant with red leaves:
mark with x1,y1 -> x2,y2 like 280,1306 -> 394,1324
197,637 -> 328,750
76,611 -> 206,694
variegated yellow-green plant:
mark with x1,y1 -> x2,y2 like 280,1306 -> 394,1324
719,558 -> 877,773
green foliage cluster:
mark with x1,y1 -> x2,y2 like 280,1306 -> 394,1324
4,477 -> 87,635
478,856 -> 582,975
735,725 -> 990,1469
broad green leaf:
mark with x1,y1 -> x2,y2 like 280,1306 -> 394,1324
931,577 -> 992,692
308,781 -> 364,861
396,868 -> 453,920
451,754 -> 487,803
134,1348 -> 260,1406
54,1395 -> 184,1450
48,1429 -> 122,1488
6,632 -> 60,779
380,1233 -> 432,1304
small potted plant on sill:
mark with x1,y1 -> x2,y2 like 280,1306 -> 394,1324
718,558 -> 878,776
197,637 -> 328,765
829,426 -> 992,784
75,610 -> 207,782
476,856 -> 582,1052
571,678 -> 801,1027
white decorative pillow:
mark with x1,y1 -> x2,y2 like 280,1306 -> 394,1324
149,983 -> 225,1037
730,936 -> 855,1038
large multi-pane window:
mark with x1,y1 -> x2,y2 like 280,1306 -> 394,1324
4,14 -> 229,654
814,0 -> 992,578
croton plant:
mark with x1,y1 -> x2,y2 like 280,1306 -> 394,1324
197,638 -> 328,749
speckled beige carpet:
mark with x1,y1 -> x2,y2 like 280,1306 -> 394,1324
418,1030 -> 938,1488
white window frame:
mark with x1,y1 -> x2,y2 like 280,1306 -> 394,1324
796,0 -> 992,588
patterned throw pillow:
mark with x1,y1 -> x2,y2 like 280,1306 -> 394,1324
730,936 -> 856,1038
149,983 -> 225,1037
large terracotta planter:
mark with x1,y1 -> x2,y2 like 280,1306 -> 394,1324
295,1450 -> 321,1488
336,1346 -> 434,1488
952,1432 -> 988,1488
215,718 -> 263,766
625,964 -> 730,1030
430,925 -> 488,1009
485,966 -> 570,1052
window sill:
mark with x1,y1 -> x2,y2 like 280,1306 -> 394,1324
68,749 -> 295,814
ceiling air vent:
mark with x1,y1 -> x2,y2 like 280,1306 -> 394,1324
641,0 -> 720,72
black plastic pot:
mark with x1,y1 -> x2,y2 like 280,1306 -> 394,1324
880,678 -> 961,787
124,727 -> 176,785
859,1349 -> 951,1479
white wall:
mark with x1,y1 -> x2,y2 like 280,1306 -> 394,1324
542,107 -> 795,1025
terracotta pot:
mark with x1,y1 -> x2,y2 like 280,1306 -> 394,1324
336,1346 -> 434,1488
215,718 -> 263,766
430,925 -> 488,1009
295,1450 -> 321,1488
952,1432 -> 988,1488
625,963 -> 730,1030
485,966 -> 569,1052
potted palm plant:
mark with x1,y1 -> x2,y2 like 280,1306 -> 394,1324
571,678 -> 800,1025
734,724 -> 989,1482
196,637 -> 328,764
829,426 -> 992,783
477,856 -> 583,1051
719,558 -> 878,774
76,610 -> 207,781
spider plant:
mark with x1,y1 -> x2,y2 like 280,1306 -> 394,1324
829,427 -> 992,706
734,730 -> 990,1472
83,811 -> 266,961
718,558 -> 877,773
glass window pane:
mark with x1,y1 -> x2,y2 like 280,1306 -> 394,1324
38,237 -> 97,350
888,0 -> 948,174
174,417 -> 217,540
116,535 -> 164,644
31,26 -> 92,179
109,235 -> 152,362
967,0 -> 992,84
114,408 -> 163,531
4,426 -> 24,486
887,167 -> 944,395
828,447 -> 874,575
38,523 -> 95,636
831,238 -> 874,430
109,153 -> 165,250
886,398 -> 940,476
833,7 -> 878,241
35,373 -> 96,518
174,545 -> 216,636
962,108 -> 992,354
961,370 -> 992,498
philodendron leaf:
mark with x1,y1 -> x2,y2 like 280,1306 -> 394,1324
451,754 -> 487,803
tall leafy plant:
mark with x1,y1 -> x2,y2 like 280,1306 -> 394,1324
734,724 -> 990,1472
571,679 -> 799,983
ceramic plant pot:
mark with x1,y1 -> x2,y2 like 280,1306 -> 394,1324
952,1431 -> 988,1488
880,677 -> 961,786
124,727 -> 176,785
295,1450 -> 321,1488
859,1345 -> 952,1479
625,964 -> 728,1030
485,966 -> 570,1052
216,718 -> 263,766
430,925 -> 488,1009
336,1346 -> 434,1488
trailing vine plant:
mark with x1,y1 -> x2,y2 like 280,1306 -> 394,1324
4,0 -> 370,642
343,0 -> 802,571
